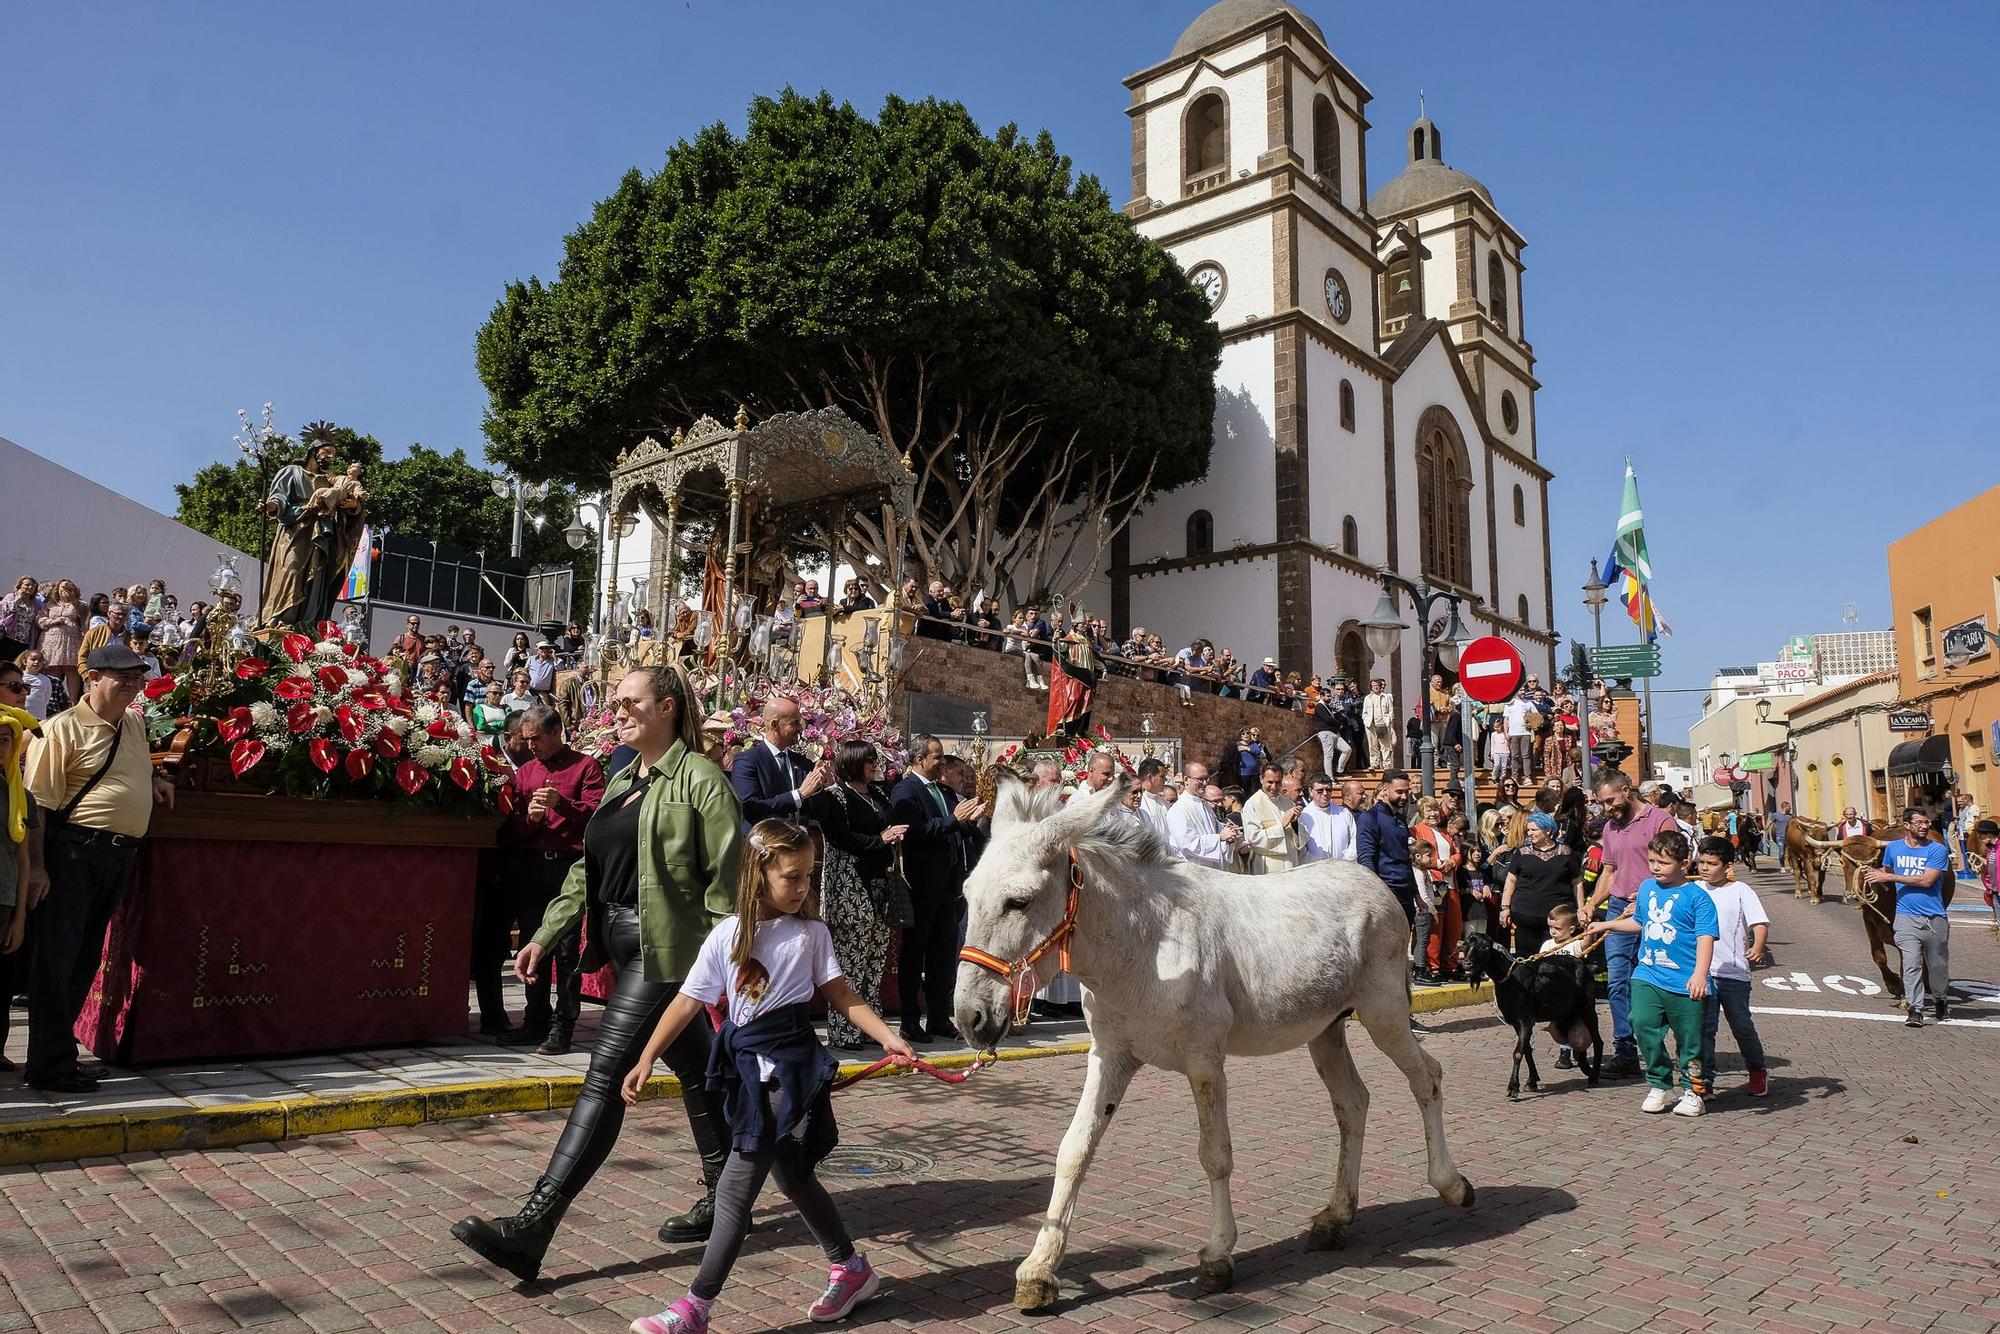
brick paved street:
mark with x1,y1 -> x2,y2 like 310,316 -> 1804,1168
2,867 -> 1998,1332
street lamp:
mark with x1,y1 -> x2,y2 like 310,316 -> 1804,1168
563,500 -> 639,551
1359,568 -> 1470,797
491,474 -> 550,558
1755,698 -> 1772,724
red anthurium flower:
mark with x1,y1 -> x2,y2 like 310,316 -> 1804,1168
216,706 -> 255,742
496,783 -> 516,815
385,692 -> 413,716
373,729 -> 403,759
344,747 -> 374,780
336,706 -> 364,744
272,676 -> 313,702
342,640 -> 360,659
233,657 -> 269,681
426,717 -> 457,740
308,738 -> 339,773
395,760 -> 429,795
229,738 -> 266,778
286,702 -> 315,734
281,632 -> 314,663
352,688 -> 389,711
448,757 -> 476,791
142,674 -> 178,700
316,620 -> 342,641
481,747 -> 509,774
316,664 -> 350,693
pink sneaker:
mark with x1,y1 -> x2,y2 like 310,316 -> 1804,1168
631,1297 -> 709,1334
809,1255 -> 879,1321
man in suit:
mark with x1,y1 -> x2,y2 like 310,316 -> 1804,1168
891,733 -> 988,1043
730,696 -> 830,830
916,579 -> 957,641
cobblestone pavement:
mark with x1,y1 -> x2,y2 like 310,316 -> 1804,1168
2,866 -> 1998,1332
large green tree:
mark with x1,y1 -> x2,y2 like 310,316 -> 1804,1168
477,90 -> 1222,605
173,424 -> 595,617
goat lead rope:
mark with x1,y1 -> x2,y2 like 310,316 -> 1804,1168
832,1049 -> 996,1093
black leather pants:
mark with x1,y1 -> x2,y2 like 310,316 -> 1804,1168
543,906 -> 726,1194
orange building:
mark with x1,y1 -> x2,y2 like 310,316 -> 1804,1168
1886,483 -> 2000,818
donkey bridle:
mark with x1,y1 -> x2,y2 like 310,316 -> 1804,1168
960,849 -> 1084,1025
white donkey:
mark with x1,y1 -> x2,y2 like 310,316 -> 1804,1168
954,772 -> 1474,1311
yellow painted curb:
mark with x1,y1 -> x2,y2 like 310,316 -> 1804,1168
1413,983 -> 1487,1015
425,1080 -> 551,1121
0,1115 -> 130,1167
284,1089 -> 427,1139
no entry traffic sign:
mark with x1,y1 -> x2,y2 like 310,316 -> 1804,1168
1457,636 -> 1524,704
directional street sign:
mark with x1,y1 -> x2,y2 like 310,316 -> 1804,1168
1457,636 -> 1525,704
1588,644 -> 1662,679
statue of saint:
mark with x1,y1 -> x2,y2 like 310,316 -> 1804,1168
256,440 -> 339,630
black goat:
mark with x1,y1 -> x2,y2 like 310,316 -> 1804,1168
1459,933 -> 1602,1099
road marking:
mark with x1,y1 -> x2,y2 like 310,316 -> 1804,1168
1759,972 -> 1882,996
1750,1005 -> 2000,1030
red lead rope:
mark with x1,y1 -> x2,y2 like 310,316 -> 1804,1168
831,1050 -> 996,1092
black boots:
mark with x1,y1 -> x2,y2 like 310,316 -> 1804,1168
536,1019 -> 574,1057
451,1176 -> 572,1283
657,1148 -> 728,1244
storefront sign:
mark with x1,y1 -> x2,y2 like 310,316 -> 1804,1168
1942,617 -> 1989,662
1772,661 -> 1816,683
1888,709 -> 1932,733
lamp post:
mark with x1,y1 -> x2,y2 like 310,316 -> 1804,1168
1360,570 -> 1470,797
491,474 -> 550,559
563,497 -> 639,632
1580,561 -> 1611,794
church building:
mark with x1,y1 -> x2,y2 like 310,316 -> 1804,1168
1107,0 -> 1557,698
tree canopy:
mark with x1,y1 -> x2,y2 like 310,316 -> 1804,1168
477,89 -> 1222,605
173,424 -> 594,608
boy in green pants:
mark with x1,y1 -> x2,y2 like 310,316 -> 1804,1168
1583,829 -> 1717,1117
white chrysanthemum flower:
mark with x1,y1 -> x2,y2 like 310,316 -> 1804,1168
249,702 -> 277,729
416,744 -> 450,767
289,661 -> 314,678
415,703 -> 441,725
343,666 -> 367,685
314,640 -> 344,658
385,716 -> 414,735
313,705 -> 334,727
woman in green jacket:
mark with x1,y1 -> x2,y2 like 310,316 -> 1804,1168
453,664 -> 742,1282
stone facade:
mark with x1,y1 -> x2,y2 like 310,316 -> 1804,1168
892,635 -> 1330,776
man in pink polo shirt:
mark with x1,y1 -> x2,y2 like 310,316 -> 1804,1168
1584,768 -> 1680,1077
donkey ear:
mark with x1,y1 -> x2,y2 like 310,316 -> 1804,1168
1036,773 -> 1130,851
988,766 -> 1039,837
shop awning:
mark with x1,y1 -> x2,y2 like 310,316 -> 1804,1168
1887,735 -> 1952,778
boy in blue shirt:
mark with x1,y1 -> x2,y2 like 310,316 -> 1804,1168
1584,829 -> 1717,1117
1864,808 -> 1953,1026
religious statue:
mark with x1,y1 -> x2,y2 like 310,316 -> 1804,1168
740,517 -> 795,617
255,428 -> 369,631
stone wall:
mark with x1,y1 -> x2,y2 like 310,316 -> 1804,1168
892,636 -> 1330,777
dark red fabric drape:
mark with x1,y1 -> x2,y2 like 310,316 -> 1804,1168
79,839 -> 478,1064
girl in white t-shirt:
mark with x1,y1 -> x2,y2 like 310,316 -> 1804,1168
622,819 -> 914,1334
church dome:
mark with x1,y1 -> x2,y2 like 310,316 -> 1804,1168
1368,114 -> 1494,218
1169,0 -> 1326,60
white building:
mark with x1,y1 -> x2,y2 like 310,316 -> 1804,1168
1107,0 -> 1556,698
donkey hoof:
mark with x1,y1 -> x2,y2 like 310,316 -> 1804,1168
1014,1274 -> 1059,1312
1442,1174 -> 1476,1209
1306,1216 -> 1346,1250
1193,1258 -> 1234,1293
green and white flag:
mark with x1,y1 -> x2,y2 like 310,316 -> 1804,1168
1614,463 -> 1651,585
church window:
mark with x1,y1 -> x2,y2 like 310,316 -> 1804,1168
1184,93 -> 1228,184
1336,623 -> 1368,689
1312,96 -> 1340,196
1500,390 -> 1519,433
1414,407 -> 1473,589
1512,484 -> 1526,527
1384,252 -> 1417,322
1341,515 -> 1359,557
1187,509 -> 1214,558
1488,253 -> 1509,331
1517,594 -> 1531,623
1339,379 -> 1356,431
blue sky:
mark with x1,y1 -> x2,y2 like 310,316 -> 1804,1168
6,2 -> 1998,742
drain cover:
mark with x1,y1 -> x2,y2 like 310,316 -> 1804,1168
816,1146 -> 934,1178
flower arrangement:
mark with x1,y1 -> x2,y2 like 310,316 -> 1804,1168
142,623 -> 506,815
719,679 -> 910,775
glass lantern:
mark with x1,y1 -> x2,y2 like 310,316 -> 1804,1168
209,553 -> 242,598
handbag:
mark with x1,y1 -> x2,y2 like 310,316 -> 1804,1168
872,851 -> 918,929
